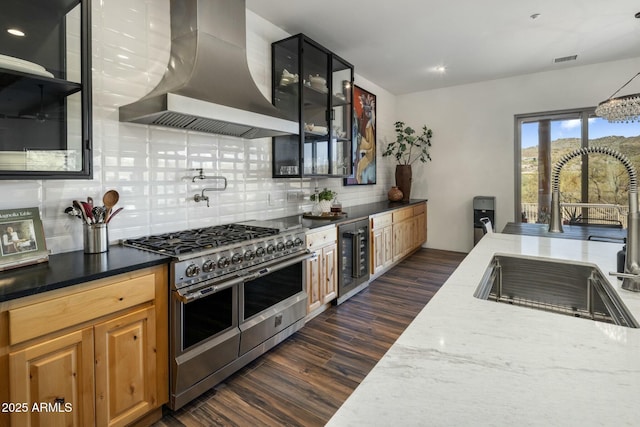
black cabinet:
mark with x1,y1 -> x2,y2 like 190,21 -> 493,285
0,0 -> 92,179
272,34 -> 353,178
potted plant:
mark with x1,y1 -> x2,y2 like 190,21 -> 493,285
382,121 -> 433,201
310,188 -> 337,214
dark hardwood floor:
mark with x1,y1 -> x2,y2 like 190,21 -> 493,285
153,248 -> 467,427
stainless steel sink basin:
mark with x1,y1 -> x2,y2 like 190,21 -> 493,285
474,254 -> 638,328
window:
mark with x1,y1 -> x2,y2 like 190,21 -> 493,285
515,108 -> 640,227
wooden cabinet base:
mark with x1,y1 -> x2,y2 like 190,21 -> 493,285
371,202 -> 427,280
306,228 -> 338,318
9,328 -> 95,427
95,306 -> 157,427
1,265 -> 168,427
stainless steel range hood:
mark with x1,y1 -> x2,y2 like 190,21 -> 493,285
119,0 -> 298,139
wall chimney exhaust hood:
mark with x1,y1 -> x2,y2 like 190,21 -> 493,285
119,0 -> 298,139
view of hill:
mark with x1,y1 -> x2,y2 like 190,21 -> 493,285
522,135 -> 640,205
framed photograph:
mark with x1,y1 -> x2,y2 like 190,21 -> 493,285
0,207 -> 49,271
344,85 -> 377,186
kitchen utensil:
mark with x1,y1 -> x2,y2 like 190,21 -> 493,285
73,200 -> 90,225
106,207 -> 123,224
92,206 -> 105,223
103,190 -> 119,218
81,201 -> 94,223
64,206 -> 81,218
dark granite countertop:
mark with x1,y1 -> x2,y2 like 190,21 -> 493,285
301,199 -> 427,229
502,222 -> 626,242
0,245 -> 170,303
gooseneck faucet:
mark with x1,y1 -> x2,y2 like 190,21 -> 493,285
548,146 -> 640,292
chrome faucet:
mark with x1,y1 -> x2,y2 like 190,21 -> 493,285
548,146 -> 640,292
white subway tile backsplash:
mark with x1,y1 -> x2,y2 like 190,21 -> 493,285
0,0 -> 391,254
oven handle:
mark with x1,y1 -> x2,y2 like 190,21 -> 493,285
176,274 -> 247,304
176,250 -> 316,304
243,250 -> 316,281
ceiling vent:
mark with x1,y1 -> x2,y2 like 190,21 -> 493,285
553,55 -> 578,64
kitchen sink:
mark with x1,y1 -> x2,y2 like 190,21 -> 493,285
474,254 -> 638,328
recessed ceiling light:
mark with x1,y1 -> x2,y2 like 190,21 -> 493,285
7,28 -> 25,37
434,66 -> 446,73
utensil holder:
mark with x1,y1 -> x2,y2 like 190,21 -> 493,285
83,223 -> 109,254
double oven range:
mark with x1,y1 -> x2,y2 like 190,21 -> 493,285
124,223 -> 314,409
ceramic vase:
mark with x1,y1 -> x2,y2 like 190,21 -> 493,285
319,200 -> 332,213
388,186 -> 403,202
395,165 -> 412,202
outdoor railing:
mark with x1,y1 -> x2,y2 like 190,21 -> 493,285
521,202 -> 628,228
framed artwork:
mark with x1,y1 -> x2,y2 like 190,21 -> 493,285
0,207 -> 48,271
344,85 -> 376,185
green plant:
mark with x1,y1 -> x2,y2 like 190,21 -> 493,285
382,121 -> 433,165
310,188 -> 337,202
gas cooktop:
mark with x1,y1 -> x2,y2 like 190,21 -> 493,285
123,224 -> 280,256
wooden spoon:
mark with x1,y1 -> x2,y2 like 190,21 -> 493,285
102,190 -> 119,218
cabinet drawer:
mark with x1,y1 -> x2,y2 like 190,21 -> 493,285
8,274 -> 156,345
306,227 -> 337,250
392,207 -> 413,223
413,203 -> 426,216
371,213 -> 392,229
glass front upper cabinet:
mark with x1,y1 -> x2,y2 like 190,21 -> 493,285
0,0 -> 92,179
272,34 -> 353,178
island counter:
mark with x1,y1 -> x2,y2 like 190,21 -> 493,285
327,233 -> 640,426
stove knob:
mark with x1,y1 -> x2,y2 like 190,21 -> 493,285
285,240 -> 294,249
231,253 -> 243,264
266,244 -> 276,254
294,237 -> 304,247
276,242 -> 286,252
218,256 -> 230,269
244,249 -> 255,261
202,260 -> 215,273
256,247 -> 265,257
185,264 -> 201,278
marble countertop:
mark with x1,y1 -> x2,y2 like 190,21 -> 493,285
502,221 -> 626,242
327,233 -> 640,426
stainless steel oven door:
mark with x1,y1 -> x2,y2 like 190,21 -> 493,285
170,278 -> 240,403
239,250 -> 314,355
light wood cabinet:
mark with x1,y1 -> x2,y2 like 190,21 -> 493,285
371,212 -> 394,275
9,328 -> 95,427
1,265 -> 168,427
321,245 -> 337,305
372,202 -> 427,278
392,207 -> 414,262
95,306 -> 157,427
305,227 -> 338,315
413,203 -> 427,249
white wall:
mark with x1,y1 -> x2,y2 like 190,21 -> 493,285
397,56 -> 640,253
0,0 -> 397,254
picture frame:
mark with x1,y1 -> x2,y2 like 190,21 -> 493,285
0,207 -> 49,271
344,85 -> 377,185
